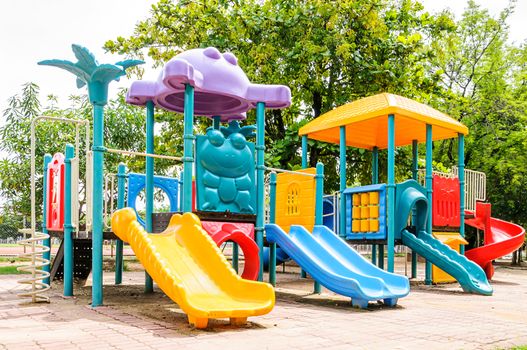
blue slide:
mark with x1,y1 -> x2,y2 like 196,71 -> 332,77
265,224 -> 410,308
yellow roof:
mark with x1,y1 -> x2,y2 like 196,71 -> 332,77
298,93 -> 468,150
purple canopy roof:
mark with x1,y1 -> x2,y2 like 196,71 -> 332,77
126,47 -> 291,122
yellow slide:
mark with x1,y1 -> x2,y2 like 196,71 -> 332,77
111,208 -> 275,328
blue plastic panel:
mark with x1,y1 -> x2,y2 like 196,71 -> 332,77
195,128 -> 256,214
343,183 -> 386,240
127,173 -> 179,227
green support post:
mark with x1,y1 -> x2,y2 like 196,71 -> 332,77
144,101 -> 155,293
371,147 -> 378,265
42,154 -> 52,287
300,135 -> 308,278
115,163 -> 127,285
269,172 -> 277,286
313,162 -> 324,294
255,102 -> 266,281
387,114 -> 395,273
458,133 -> 465,254
182,84 -> 195,212
213,115 -> 221,130
425,124 -> 433,285
411,140 -> 418,279
63,144 -> 75,297
339,126 -> 347,238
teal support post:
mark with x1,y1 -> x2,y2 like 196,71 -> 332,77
301,135 -> 308,168
213,115 -> 221,130
387,114 -> 395,273
182,84 -> 195,213
269,172 -> 277,286
300,135 -> 308,278
144,100 -> 155,293
178,176 -> 183,211
425,124 -> 433,285
378,245 -> 385,269
63,144 -> 75,297
371,147 -> 378,265
42,154 -> 52,286
339,126 -> 347,238
411,140 -> 418,279
255,102 -> 266,281
92,103 -> 105,306
232,243 -> 239,273
115,163 -> 126,285
458,133 -> 465,254
313,162 -> 324,294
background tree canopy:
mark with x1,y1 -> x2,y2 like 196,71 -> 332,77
1,0 -> 526,234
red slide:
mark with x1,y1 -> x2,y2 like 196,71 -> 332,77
465,202 -> 525,279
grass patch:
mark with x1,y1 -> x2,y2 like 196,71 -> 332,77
0,265 -> 29,274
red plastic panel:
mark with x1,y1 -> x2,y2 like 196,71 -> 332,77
46,153 -> 65,231
432,175 -> 460,227
201,221 -> 259,280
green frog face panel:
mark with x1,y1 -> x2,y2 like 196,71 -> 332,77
199,129 -> 253,178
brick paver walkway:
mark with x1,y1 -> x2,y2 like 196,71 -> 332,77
1,263 -> 526,349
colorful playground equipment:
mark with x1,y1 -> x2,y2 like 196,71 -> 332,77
22,42 -> 525,328
297,93 -> 493,295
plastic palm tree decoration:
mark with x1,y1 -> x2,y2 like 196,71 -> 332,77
38,44 -> 143,105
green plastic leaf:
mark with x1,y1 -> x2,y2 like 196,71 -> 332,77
37,59 -> 90,83
90,64 -> 124,83
71,44 -> 98,74
115,59 -> 145,70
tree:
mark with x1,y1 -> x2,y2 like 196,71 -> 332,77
105,0 -> 453,191
0,83 -> 171,224
431,0 -> 527,228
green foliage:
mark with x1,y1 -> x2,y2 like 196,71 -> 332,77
105,0 -> 452,192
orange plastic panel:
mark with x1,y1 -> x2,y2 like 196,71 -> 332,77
275,168 -> 317,233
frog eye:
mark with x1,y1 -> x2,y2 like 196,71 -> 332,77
230,133 -> 246,150
208,130 -> 225,147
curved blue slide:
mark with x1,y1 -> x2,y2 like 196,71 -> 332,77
265,224 -> 410,308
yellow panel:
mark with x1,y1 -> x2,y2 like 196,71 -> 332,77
369,206 -> 379,218
111,208 -> 274,328
360,206 -> 369,218
360,220 -> 370,232
352,220 -> 361,233
275,168 -> 317,233
298,93 -> 468,150
360,193 -> 369,206
352,207 -> 361,219
370,220 -> 379,232
369,191 -> 379,205
353,194 -> 361,206
431,232 -> 468,283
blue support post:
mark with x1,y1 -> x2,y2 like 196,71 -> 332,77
144,101 -> 155,292
63,144 -> 75,297
182,84 -> 195,213
42,154 -> 52,286
458,133 -> 465,254
387,114 -> 395,273
92,103 -> 105,306
371,147 -> 378,265
269,172 -> 277,286
144,101 -> 155,293
313,162 -> 324,294
255,102 -> 266,281
339,126 -> 347,238
300,135 -> 308,278
425,124 -> 433,285
411,140 -> 418,279
115,163 -> 126,285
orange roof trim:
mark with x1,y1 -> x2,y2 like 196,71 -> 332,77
298,93 -> 468,150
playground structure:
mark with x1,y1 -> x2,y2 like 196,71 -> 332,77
20,44 -> 526,327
